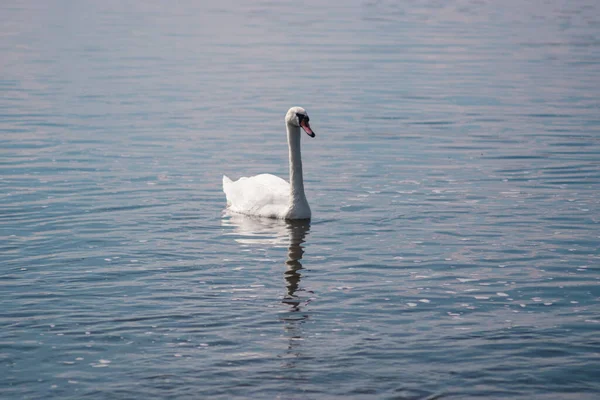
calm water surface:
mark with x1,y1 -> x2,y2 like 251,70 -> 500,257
1,0 -> 600,398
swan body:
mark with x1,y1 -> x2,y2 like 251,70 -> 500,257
223,106 -> 315,220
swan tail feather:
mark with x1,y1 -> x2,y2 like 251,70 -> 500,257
222,175 -> 231,206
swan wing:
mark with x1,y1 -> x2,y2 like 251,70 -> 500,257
223,174 -> 290,218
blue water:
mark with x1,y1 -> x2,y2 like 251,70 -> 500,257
1,1 -> 599,398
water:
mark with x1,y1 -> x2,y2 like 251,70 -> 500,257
1,0 -> 599,398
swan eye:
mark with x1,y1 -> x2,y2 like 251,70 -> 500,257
296,113 -> 309,123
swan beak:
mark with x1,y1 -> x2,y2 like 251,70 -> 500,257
300,120 -> 315,137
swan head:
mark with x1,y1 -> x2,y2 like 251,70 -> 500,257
286,106 -> 315,138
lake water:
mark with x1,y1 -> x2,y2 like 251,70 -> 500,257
1,0 -> 599,398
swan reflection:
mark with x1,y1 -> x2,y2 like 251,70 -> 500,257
281,219 -> 311,310
222,212 -> 312,370
222,212 -> 292,247
222,212 -> 311,308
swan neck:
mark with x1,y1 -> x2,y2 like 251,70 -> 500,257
287,123 -> 307,205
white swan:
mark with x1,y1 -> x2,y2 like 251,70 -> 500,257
223,106 -> 316,220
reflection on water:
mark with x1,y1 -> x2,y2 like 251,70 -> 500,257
222,213 -> 312,370
282,220 -> 311,310
221,212 -> 293,247
222,212 -> 312,309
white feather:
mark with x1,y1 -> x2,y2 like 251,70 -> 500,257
223,107 -> 315,220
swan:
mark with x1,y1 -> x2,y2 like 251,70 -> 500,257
223,106 -> 316,220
